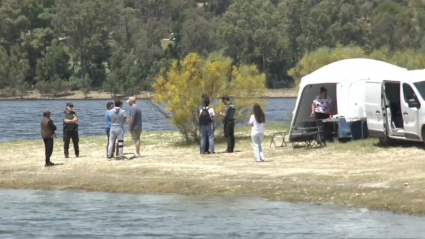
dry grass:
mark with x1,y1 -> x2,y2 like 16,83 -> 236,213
1,123 -> 425,215
0,89 -> 298,100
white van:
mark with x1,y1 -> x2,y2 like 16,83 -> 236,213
365,70 -> 425,145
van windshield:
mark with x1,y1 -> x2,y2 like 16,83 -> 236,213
413,81 -> 425,100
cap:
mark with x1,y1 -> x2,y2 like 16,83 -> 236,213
126,96 -> 136,103
66,102 -> 74,107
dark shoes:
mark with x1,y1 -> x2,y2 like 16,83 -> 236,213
202,152 -> 215,155
65,154 -> 79,158
45,162 -> 55,167
223,150 -> 234,153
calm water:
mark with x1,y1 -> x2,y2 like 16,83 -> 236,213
0,190 -> 424,239
0,98 -> 296,142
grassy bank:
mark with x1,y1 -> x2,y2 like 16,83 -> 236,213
0,89 -> 298,100
1,123 -> 425,215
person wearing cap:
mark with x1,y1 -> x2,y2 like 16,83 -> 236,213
40,110 -> 57,167
63,102 -> 79,158
127,96 -> 142,158
219,95 -> 236,153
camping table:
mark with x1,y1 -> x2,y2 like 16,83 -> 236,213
322,117 -> 367,139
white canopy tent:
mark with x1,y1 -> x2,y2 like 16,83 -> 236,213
289,58 -> 407,134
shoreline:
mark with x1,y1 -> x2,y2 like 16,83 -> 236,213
2,124 -> 425,215
0,89 -> 298,101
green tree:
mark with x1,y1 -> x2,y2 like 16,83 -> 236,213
8,45 -> 30,97
36,39 -> 71,83
104,47 -> 142,98
0,46 -> 8,89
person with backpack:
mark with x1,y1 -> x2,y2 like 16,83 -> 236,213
249,103 -> 266,162
199,97 -> 215,155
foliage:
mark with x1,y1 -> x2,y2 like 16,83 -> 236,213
35,78 -> 70,96
3,0 -> 425,94
153,52 -> 266,142
288,45 -> 425,87
288,45 -> 367,86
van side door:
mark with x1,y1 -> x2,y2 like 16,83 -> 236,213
365,81 -> 385,137
400,83 -> 421,140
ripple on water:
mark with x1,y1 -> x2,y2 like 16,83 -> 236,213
0,190 -> 425,239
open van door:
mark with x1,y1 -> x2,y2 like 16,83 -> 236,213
365,80 -> 386,137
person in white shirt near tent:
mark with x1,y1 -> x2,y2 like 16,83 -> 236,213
248,103 -> 266,162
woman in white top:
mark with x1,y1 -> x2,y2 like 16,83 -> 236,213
248,103 -> 265,162
311,87 -> 332,120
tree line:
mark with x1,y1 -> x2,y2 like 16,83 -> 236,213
1,0 -> 425,97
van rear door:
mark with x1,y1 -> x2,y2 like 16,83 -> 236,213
365,81 -> 386,137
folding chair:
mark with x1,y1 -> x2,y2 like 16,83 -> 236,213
269,132 -> 287,148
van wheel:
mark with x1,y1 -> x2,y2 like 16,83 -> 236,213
379,136 -> 393,147
422,127 -> 425,148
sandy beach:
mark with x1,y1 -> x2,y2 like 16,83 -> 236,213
1,123 -> 425,215
0,89 -> 298,100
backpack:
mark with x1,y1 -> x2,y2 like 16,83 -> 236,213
199,107 -> 212,125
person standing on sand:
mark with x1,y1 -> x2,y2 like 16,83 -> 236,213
105,102 -> 118,157
220,95 -> 236,153
199,96 -> 215,154
63,102 -> 79,158
200,94 -> 211,154
249,104 -> 266,162
41,110 -> 57,167
127,96 -> 142,158
108,100 -> 127,160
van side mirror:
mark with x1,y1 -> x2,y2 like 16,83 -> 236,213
408,98 -> 420,108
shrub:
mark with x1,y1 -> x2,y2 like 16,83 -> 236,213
153,52 -> 267,142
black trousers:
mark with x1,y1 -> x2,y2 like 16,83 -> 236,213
106,128 -> 118,156
314,112 -> 333,141
43,138 -> 54,164
63,129 -> 79,156
224,120 -> 235,152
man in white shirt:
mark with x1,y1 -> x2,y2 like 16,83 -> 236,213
199,97 -> 215,154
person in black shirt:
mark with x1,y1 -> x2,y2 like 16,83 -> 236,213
219,95 -> 236,153
63,102 -> 79,158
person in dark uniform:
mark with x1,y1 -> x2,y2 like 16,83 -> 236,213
41,110 -> 57,167
200,94 -> 211,154
220,95 -> 236,153
63,102 -> 79,158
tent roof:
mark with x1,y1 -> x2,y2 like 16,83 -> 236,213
300,58 -> 407,87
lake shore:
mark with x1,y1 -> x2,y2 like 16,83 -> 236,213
0,89 -> 298,101
1,124 -> 425,215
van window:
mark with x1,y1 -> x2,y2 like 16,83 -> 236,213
403,83 -> 418,102
413,81 -> 425,101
